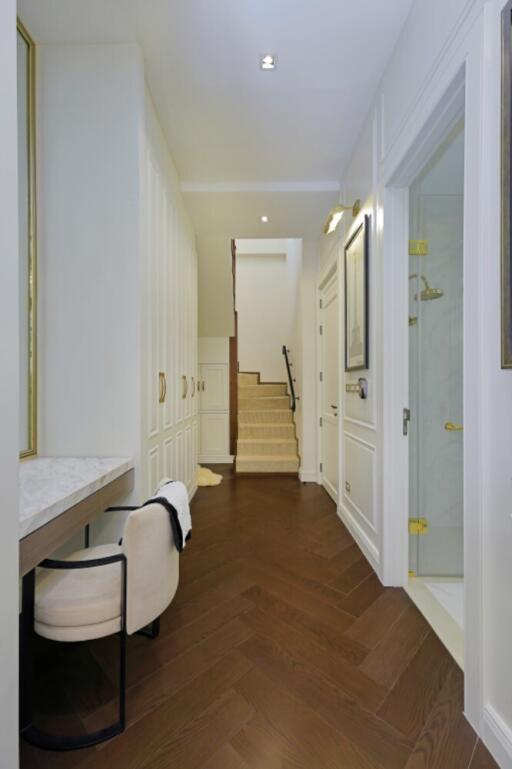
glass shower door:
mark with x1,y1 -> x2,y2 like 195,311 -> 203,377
408,126 -> 464,577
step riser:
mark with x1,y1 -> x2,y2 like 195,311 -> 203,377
237,440 -> 298,457
238,373 -> 259,386
239,425 -> 295,439
238,384 -> 287,398
236,457 -> 300,473
239,397 -> 289,411
239,410 -> 293,424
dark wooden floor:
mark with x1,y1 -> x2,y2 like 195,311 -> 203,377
21,469 -> 498,769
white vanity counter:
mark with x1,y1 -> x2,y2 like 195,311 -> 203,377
19,457 -> 134,539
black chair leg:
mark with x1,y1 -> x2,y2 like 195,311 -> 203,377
136,617 -> 160,640
21,553 -> 128,751
22,629 -> 127,751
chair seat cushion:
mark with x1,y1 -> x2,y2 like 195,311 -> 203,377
35,544 -> 123,631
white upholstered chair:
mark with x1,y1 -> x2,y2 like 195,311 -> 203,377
29,503 -> 179,750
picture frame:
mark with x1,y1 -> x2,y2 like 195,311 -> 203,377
502,0 -> 512,368
344,215 -> 369,371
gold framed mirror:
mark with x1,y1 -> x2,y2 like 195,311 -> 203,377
17,19 -> 37,458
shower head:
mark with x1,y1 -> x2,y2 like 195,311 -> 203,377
414,275 -> 444,301
421,286 -> 444,300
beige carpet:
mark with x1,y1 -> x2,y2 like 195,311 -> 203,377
196,466 -> 223,487
236,372 -> 299,474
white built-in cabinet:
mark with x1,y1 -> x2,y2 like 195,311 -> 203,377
198,339 -> 231,463
141,97 -> 199,499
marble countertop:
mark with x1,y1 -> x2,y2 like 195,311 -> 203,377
19,456 -> 134,539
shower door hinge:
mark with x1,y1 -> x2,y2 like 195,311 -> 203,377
408,517 -> 429,535
409,239 -> 429,256
403,407 -> 411,436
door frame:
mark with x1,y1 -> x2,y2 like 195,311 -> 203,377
380,60 -> 485,727
229,239 -> 238,460
317,261 -> 340,498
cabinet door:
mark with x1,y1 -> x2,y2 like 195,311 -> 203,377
200,413 -> 229,457
200,364 -> 228,411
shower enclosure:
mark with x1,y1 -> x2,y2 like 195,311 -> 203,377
408,123 -> 464,577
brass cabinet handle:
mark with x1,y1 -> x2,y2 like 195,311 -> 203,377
202,380 -> 206,392
162,372 -> 167,403
158,372 -> 165,403
182,375 -> 188,399
444,421 -> 463,432
191,377 -> 196,397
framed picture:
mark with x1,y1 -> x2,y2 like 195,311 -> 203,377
344,215 -> 369,371
502,0 -> 512,368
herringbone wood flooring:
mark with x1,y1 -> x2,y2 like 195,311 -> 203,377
21,468 -> 498,769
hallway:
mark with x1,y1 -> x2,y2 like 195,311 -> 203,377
22,472 -> 496,769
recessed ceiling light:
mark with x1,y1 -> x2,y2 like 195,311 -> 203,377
260,215 -> 269,223
260,54 -> 277,70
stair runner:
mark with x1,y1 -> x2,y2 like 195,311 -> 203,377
236,372 -> 300,473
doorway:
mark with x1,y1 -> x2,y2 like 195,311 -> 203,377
319,272 -> 339,502
406,121 -> 465,664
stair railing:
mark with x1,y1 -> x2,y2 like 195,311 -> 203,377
282,346 -> 297,413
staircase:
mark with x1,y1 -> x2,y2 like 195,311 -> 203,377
236,372 -> 300,474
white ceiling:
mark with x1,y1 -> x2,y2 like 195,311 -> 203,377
19,0 -> 413,238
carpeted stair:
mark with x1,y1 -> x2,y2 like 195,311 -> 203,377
236,372 -> 299,474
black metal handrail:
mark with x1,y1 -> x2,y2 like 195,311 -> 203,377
282,346 -> 297,413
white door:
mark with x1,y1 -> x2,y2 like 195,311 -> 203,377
200,364 -> 229,411
320,275 -> 339,502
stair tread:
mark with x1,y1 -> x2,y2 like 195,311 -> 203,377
237,453 -> 299,460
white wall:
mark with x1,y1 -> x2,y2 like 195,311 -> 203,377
326,0 -> 512,763
198,235 -> 235,338
37,44 -> 143,483
236,238 -> 302,381
0,1 -> 20,765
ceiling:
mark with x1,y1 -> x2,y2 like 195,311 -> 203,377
19,0 -> 413,239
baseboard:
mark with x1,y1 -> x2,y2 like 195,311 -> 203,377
482,705 -> 512,769
198,455 -> 234,464
299,470 -> 319,483
188,483 -> 198,503
337,502 -> 380,575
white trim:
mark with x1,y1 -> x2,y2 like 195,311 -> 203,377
482,705 -> 512,769
299,470 -> 318,483
338,502 -> 380,573
188,484 -> 198,503
181,180 -> 341,193
198,455 -> 234,464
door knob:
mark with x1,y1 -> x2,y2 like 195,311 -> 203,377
444,421 -> 463,431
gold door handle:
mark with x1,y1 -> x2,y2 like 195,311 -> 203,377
191,377 -> 196,397
162,372 -> 167,403
182,375 -> 188,399
158,372 -> 165,403
444,421 -> 463,431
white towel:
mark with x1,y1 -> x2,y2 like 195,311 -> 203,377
144,478 -> 192,552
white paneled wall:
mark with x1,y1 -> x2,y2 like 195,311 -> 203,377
37,45 -> 198,546
320,0 -> 512,762
142,89 -> 198,498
